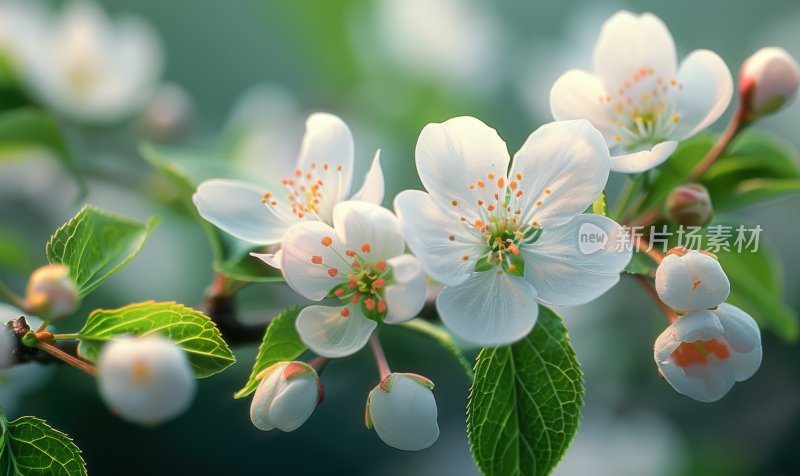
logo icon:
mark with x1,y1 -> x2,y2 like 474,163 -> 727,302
578,223 -> 609,255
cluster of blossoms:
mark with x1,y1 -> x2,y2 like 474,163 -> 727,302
653,249 -> 762,402
184,8 -> 800,448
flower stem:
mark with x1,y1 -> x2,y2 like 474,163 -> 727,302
369,333 -> 391,380
635,275 -> 679,324
688,107 -> 746,182
307,356 -> 330,374
52,333 -> 81,341
35,341 -> 97,377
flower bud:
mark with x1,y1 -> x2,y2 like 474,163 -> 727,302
98,335 -> 195,425
665,183 -> 713,227
250,361 -> 322,432
654,304 -> 761,402
365,373 -> 439,451
740,47 -> 800,120
655,248 -> 730,313
139,83 -> 193,142
24,264 -> 80,321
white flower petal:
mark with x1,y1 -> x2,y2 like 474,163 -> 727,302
295,305 -> 377,358
655,251 -> 730,313
610,140 -> 677,174
593,11 -> 677,91
280,221 -> 351,301
549,70 -> 617,141
714,303 -> 761,353
368,374 -> 439,451
350,150 -> 385,205
296,113 -> 355,220
415,116 -> 510,222
193,179 -> 289,245
267,374 -> 320,432
653,311 -> 724,362
384,254 -> 427,324
251,249 -> 282,270
658,358 -> 735,403
394,190 -> 485,286
521,214 -> 631,306
729,346 -> 762,382
511,120 -> 610,228
249,363 -> 286,431
332,200 -> 405,261
436,270 -> 538,346
672,50 -> 733,140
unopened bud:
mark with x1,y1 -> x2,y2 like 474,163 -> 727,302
250,361 -> 322,432
139,83 -> 193,142
24,264 -> 80,321
655,249 -> 730,313
740,47 -> 800,120
666,183 -> 713,226
98,335 -> 196,425
365,373 -> 439,451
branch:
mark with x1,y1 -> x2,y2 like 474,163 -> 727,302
202,273 -> 270,345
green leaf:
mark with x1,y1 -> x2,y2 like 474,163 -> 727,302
234,306 -> 306,399
77,301 -> 236,378
0,108 -> 85,194
467,306 -> 584,476
591,191 -> 608,216
0,414 -> 87,476
399,319 -> 474,380
717,244 -> 798,341
46,205 -> 160,296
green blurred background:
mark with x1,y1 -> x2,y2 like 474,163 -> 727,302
1,0 -> 799,474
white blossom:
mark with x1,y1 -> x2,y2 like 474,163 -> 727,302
24,264 -> 80,321
654,304 -> 762,402
193,112 -> 384,268
281,201 -> 426,358
550,11 -> 733,173
395,117 -> 630,346
22,0 -> 163,124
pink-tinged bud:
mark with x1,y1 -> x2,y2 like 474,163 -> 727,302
366,373 -> 439,451
139,83 -> 193,142
666,183 -> 713,227
24,264 -> 80,321
740,47 -> 800,120
250,361 -> 322,432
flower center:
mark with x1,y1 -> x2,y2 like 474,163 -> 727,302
310,238 -> 393,321
260,162 -> 344,220
600,67 -> 683,151
670,339 -> 730,367
451,172 -> 546,276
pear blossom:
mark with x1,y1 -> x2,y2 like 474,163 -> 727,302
24,264 -> 80,321
740,47 -> 800,118
654,304 -> 762,402
22,0 -> 163,124
655,248 -> 730,313
194,112 -> 384,268
250,361 -> 323,432
550,11 -> 733,173
665,184 -> 713,227
394,117 -> 631,346
366,373 -> 439,451
98,334 -> 195,425
281,200 -> 426,358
